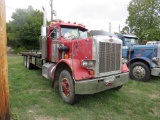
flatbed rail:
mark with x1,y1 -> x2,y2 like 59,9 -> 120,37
21,50 -> 42,58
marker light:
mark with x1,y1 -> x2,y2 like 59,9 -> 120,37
89,70 -> 94,75
64,54 -> 69,59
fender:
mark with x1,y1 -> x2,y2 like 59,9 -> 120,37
52,58 -> 93,81
129,57 -> 156,68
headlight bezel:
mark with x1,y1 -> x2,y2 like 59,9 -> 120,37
81,60 -> 95,67
152,57 -> 160,62
122,58 -> 128,64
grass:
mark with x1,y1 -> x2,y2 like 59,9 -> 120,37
8,55 -> 160,120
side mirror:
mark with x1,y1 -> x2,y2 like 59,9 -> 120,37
49,28 -> 59,38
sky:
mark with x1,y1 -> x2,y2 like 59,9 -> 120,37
5,0 -> 131,32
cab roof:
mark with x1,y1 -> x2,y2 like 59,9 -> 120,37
122,34 -> 138,38
49,21 -> 87,30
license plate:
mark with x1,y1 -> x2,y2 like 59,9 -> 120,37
104,76 -> 115,83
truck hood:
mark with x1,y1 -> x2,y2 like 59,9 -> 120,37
130,45 -> 158,50
129,45 -> 158,59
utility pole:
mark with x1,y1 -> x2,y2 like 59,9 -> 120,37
50,0 -> 53,21
0,0 -> 10,120
119,24 -> 120,33
109,22 -> 111,33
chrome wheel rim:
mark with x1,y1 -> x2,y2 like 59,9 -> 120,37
133,66 -> 145,79
61,78 -> 70,97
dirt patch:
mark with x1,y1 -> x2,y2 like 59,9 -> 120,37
149,93 -> 160,99
150,107 -> 160,117
34,116 -> 66,120
128,89 -> 141,94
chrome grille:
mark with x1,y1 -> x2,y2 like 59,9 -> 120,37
99,42 -> 121,73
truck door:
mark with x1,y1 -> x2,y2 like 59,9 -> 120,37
50,27 -> 60,62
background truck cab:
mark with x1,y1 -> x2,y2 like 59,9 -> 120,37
117,34 -> 160,82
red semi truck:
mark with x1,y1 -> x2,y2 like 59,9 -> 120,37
21,9 -> 129,104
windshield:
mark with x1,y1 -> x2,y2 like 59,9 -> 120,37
61,27 -> 78,38
61,27 -> 88,39
124,37 -> 138,46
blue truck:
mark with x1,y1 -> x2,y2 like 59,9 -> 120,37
89,30 -> 160,82
117,34 -> 160,82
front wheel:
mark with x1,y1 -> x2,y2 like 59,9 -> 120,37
130,62 -> 150,82
59,70 -> 79,104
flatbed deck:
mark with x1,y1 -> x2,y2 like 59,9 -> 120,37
21,52 -> 41,58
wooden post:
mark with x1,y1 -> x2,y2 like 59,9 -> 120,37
0,0 -> 10,120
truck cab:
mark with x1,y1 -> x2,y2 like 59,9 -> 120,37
117,33 -> 160,82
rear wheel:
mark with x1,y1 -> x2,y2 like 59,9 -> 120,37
59,70 -> 79,104
130,62 -> 150,82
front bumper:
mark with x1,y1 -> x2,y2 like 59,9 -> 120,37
75,72 -> 129,94
151,68 -> 160,76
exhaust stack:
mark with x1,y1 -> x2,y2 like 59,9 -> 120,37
41,7 -> 47,37
40,7 -> 47,59
42,7 -> 47,26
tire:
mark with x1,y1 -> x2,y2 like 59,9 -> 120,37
24,56 -> 27,67
59,70 -> 79,104
26,56 -> 32,70
112,85 -> 123,91
130,62 -> 150,82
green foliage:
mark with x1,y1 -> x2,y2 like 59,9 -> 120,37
127,0 -> 160,41
121,26 -> 129,33
7,6 -> 43,50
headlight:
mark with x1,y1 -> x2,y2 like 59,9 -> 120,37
82,61 -> 88,66
88,61 -> 94,66
122,46 -> 129,50
122,58 -> 128,63
152,57 -> 157,61
81,60 -> 95,67
152,57 -> 160,62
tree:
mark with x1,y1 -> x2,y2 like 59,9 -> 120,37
7,6 -> 43,50
126,0 -> 160,41
121,26 -> 130,33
